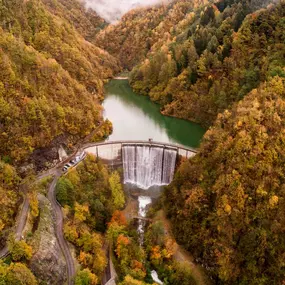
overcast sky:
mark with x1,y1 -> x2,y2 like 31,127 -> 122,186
85,0 -> 168,23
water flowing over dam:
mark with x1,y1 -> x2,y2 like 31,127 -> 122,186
85,140 -> 196,188
122,145 -> 177,189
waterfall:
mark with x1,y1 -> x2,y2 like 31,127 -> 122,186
162,148 -> 177,184
123,145 -> 177,189
151,270 -> 163,285
138,196 -> 152,245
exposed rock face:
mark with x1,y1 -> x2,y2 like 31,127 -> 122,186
30,194 -> 67,285
58,145 -> 68,162
29,135 -> 69,172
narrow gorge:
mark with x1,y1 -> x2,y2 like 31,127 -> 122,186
0,0 -> 284,285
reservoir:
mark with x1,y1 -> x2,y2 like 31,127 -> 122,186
103,79 -> 205,148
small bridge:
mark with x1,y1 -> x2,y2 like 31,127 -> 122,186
83,140 -> 197,163
133,216 -> 152,222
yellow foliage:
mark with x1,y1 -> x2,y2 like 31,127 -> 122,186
116,234 -> 130,258
64,221 -> 79,243
150,245 -> 161,261
0,220 -> 4,231
8,238 -> 33,261
224,204 -> 232,215
78,251 -> 93,267
269,195 -> 278,208
29,191 -> 39,219
74,202 -> 89,224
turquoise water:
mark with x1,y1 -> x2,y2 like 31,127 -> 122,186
103,79 -> 205,148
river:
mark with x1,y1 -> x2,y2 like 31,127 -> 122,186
103,79 -> 205,148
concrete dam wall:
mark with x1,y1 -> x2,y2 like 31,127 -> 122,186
84,141 -> 197,189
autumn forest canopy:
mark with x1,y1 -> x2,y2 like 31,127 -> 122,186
0,0 -> 285,284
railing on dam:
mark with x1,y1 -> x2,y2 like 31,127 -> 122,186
83,140 -> 197,162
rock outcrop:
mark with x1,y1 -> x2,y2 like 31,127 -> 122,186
30,194 -> 67,285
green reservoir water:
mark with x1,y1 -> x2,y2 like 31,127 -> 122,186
103,79 -> 206,148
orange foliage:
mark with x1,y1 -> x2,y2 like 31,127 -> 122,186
78,251 -> 93,267
150,245 -> 161,261
131,260 -> 144,270
116,234 -> 130,258
109,210 -> 127,227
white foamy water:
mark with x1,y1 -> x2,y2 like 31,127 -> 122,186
138,196 -> 152,245
123,145 -> 177,189
151,270 -> 163,284
138,196 -> 152,218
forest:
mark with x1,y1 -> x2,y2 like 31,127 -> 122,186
0,0 -> 284,283
0,0 -> 120,165
0,0 -> 119,283
56,155 -> 125,284
95,0 -> 285,283
129,0 -> 284,126
165,76 -> 285,284
96,0 -> 284,126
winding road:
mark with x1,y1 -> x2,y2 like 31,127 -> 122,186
0,138 -> 197,284
0,158 -> 80,284
0,169 -> 76,284
47,173 -> 75,285
0,196 -> 30,258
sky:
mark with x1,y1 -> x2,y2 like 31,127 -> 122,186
84,0 -> 168,23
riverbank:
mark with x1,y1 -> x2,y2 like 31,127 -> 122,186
153,210 -> 211,285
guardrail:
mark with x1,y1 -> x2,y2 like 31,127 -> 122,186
83,140 -> 197,154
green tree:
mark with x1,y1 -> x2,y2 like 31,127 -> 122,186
0,262 -> 37,285
75,269 -> 98,285
8,237 -> 33,262
165,77 -> 285,284
109,171 -> 125,209
56,177 -> 75,207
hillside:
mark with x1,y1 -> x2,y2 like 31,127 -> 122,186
0,0 -> 120,167
95,0 -> 283,127
95,0 -> 285,283
0,0 -> 119,267
95,0 -> 209,69
129,0 -> 284,126
164,76 -> 285,284
0,0 -> 284,284
41,0 -> 108,41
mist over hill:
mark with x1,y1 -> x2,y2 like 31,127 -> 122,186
84,0 -> 170,22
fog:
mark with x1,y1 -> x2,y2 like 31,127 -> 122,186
84,0 -> 169,23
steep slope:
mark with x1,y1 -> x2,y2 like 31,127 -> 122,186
95,0 -> 208,69
0,161 -> 20,243
164,76 -> 285,284
0,0 -> 119,94
41,0 -> 107,41
130,0 -> 284,126
0,29 -> 104,163
0,0 -> 120,166
0,0 -> 119,262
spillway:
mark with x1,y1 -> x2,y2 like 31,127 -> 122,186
122,145 -> 177,189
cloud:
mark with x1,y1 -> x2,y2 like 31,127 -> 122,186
84,0 -> 168,23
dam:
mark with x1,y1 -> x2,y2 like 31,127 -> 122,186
84,140 -> 197,189
123,145 -> 177,189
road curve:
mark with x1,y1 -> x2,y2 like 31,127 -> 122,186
0,174 -> 76,284
0,196 -> 30,259
0,138 -> 199,280
47,174 -> 75,285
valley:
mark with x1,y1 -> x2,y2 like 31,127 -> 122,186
0,0 -> 284,284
